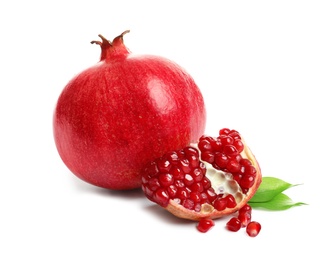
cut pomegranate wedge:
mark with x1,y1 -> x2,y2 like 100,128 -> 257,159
141,128 -> 262,221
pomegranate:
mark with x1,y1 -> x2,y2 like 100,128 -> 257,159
141,128 -> 262,221
53,30 -> 206,190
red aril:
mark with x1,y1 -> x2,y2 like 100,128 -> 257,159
53,31 -> 206,190
239,204 -> 252,214
197,218 -> 215,233
226,217 -> 242,232
238,211 -> 251,227
246,221 -> 262,237
238,203 -> 252,227
141,128 -> 262,221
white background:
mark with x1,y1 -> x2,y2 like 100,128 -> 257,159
1,0 -> 329,259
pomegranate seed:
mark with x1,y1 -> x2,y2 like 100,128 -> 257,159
177,187 -> 190,200
190,182 -> 203,192
167,185 -> 177,197
176,149 -> 185,159
238,211 -> 251,227
223,145 -> 238,156
197,218 -> 214,233
194,203 -> 201,212
241,188 -> 249,194
184,174 -> 194,186
232,173 -> 242,182
240,158 -> 252,167
148,177 -> 161,191
199,162 -> 206,174
211,139 -> 222,151
187,154 -> 200,169
228,130 -> 241,140
190,191 -> 202,203
183,146 -> 199,156
245,165 -> 257,176
201,178 -> 211,189
159,173 -> 174,187
213,197 -> 227,211
200,192 -> 208,203
240,174 -> 255,189
143,185 -> 153,198
233,139 -> 244,153
157,158 -> 171,173
191,168 -> 204,182
214,152 -> 228,168
198,138 -> 212,151
226,217 -> 241,232
226,158 -> 241,173
230,153 -> 242,162
206,188 -> 217,202
201,151 -> 215,163
174,179 -> 185,188
166,151 -> 180,163
153,188 -> 169,207
182,199 -> 195,210
246,221 -> 261,237
170,167 -> 184,179
219,128 -> 231,135
239,204 -> 252,214
179,158 -> 191,173
219,135 -> 233,145
226,194 -> 237,208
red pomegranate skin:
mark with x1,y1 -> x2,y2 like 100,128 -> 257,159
53,33 -> 206,190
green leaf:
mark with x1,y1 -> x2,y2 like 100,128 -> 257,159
250,177 -> 299,203
249,192 -> 307,211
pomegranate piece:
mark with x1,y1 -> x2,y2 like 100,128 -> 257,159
141,128 -> 262,221
246,221 -> 262,237
196,218 -> 215,233
226,217 -> 242,232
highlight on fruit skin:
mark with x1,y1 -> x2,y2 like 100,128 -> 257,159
141,128 -> 262,221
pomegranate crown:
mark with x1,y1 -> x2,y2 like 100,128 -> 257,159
91,30 -> 131,61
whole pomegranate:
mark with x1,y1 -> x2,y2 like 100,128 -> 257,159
141,128 -> 262,220
53,30 -> 206,190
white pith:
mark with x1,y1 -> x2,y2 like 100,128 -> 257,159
205,162 -> 243,203
166,142 -> 261,220
191,143 -> 247,208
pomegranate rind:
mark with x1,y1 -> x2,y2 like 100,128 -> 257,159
165,144 -> 262,221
